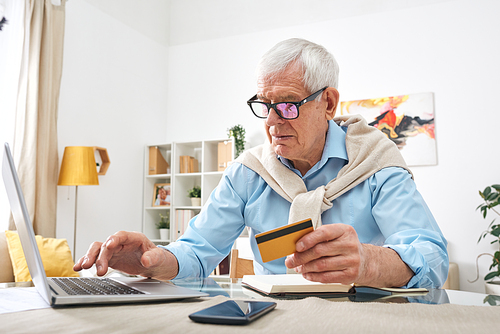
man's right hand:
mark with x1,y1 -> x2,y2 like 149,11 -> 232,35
73,231 -> 179,281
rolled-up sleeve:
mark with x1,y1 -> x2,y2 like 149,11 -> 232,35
371,168 -> 449,288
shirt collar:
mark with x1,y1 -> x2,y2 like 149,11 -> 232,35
321,119 -> 348,163
277,119 -> 348,174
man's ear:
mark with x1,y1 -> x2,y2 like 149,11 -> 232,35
324,88 -> 339,120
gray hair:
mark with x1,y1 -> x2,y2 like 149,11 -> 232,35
257,38 -> 339,97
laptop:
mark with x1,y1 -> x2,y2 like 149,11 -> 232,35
2,142 -> 208,306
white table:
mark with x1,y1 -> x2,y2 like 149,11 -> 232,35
1,277 -> 499,333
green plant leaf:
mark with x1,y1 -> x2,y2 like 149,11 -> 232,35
227,124 -> 246,158
491,184 -> 500,191
484,295 -> 500,306
486,192 -> 498,201
491,226 -> 500,237
484,271 -> 499,281
478,231 -> 490,243
187,186 -> 201,198
482,206 -> 488,218
156,213 -> 170,229
484,186 -> 492,198
477,233 -> 484,243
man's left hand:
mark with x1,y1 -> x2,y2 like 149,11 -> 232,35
284,223 -> 414,287
284,224 -> 366,284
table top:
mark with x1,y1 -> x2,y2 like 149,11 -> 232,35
168,276 -> 499,306
1,277 -> 499,333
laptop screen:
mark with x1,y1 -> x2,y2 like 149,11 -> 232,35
2,143 -> 52,304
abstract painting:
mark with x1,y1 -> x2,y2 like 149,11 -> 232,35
340,92 -> 436,166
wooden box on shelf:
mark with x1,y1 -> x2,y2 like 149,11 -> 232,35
217,141 -> 233,171
149,146 -> 169,175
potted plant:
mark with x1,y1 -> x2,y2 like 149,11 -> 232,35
471,184 -> 500,295
228,124 -> 246,158
187,186 -> 201,206
156,213 -> 170,240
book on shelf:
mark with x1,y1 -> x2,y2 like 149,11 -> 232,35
189,157 -> 199,173
241,274 -> 428,298
179,155 -> 199,173
149,146 -> 169,175
176,209 -> 196,238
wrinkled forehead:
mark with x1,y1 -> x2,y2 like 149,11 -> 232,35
257,60 -> 304,85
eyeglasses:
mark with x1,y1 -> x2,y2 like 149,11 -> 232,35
247,86 -> 327,120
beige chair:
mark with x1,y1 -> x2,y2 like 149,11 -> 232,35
442,262 -> 460,290
229,249 -> 254,282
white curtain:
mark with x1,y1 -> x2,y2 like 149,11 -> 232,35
0,0 -> 25,232
8,0 -> 66,237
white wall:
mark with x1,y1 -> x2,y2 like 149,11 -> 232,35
56,1 -> 169,259
168,0 -> 454,46
165,0 -> 500,293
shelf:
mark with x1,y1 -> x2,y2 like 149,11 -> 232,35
203,171 -> 224,176
151,240 -> 171,246
175,172 -> 202,177
143,138 -> 233,244
146,173 -> 171,179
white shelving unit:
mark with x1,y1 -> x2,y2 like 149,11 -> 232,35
142,138 -> 234,245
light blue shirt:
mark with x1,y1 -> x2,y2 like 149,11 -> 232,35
164,120 -> 448,288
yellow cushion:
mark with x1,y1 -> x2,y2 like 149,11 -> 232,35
5,230 -> 79,282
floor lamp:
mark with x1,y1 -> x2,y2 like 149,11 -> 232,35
57,147 -> 99,262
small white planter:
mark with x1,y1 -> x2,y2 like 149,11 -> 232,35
485,281 -> 500,296
159,228 -> 169,240
190,197 -> 201,207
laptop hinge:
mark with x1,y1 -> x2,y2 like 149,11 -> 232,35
49,283 -> 60,295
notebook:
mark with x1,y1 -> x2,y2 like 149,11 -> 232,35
2,142 -> 208,306
241,274 -> 428,298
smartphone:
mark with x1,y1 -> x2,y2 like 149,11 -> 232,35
188,300 -> 277,325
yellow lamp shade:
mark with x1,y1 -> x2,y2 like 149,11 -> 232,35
57,146 -> 99,186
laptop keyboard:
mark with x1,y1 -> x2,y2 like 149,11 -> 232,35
51,277 -> 145,295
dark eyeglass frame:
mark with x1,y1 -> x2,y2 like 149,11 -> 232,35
247,86 -> 328,120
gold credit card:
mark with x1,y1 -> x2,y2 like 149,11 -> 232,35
256,219 -> 314,263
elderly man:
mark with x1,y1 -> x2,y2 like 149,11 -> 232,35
74,38 -> 448,288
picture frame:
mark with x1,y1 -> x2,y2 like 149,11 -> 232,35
152,183 -> 171,207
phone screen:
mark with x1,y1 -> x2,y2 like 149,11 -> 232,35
189,300 -> 277,325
